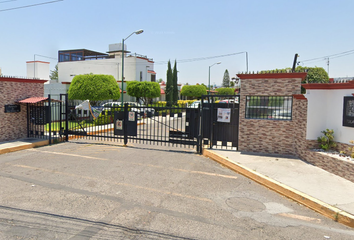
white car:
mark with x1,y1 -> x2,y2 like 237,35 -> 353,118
126,102 -> 155,117
102,102 -> 122,111
271,110 -> 292,120
102,102 -> 155,118
188,100 -> 208,108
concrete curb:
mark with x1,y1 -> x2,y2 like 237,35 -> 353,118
203,149 -> 354,228
0,140 -> 49,155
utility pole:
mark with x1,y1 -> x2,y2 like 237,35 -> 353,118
326,57 -> 330,76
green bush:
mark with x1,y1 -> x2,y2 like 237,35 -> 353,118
317,129 -> 336,151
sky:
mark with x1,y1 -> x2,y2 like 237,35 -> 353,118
1,0 -> 354,86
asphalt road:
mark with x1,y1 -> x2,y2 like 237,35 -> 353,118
0,140 -> 353,239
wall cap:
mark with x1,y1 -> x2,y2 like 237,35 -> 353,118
237,72 -> 307,80
302,81 -> 354,90
0,77 -> 48,84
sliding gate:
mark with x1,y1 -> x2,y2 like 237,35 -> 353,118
58,94 -> 239,153
59,94 -> 201,149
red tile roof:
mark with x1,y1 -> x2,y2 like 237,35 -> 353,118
17,97 -> 48,103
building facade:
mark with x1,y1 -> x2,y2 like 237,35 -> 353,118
56,44 -> 156,102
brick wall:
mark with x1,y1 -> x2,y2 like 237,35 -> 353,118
0,78 -> 45,142
237,73 -> 306,155
293,97 -> 308,157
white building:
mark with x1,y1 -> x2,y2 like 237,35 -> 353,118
56,44 -> 156,102
26,61 -> 50,80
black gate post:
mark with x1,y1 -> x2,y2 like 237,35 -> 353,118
209,98 -> 214,149
123,103 -> 128,146
48,94 -> 52,145
198,96 -> 204,154
65,94 -> 69,141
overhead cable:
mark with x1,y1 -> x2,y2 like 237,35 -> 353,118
0,0 -> 63,12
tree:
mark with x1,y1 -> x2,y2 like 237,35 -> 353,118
126,81 -> 161,104
68,74 -> 120,105
296,66 -> 329,84
260,66 -> 329,84
166,60 -> 173,106
216,87 -> 234,95
200,83 -> 208,89
50,64 -> 58,81
172,60 -> 178,105
222,69 -> 230,87
180,85 -> 207,99
157,78 -> 163,83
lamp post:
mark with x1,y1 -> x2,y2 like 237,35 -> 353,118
208,62 -> 221,95
121,29 -> 144,107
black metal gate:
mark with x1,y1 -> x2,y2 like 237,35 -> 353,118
200,95 -> 240,152
58,94 -> 201,149
27,94 -> 240,153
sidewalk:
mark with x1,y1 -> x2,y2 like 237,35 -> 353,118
203,149 -> 354,228
0,138 -> 49,155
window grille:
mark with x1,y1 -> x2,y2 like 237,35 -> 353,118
245,96 -> 292,120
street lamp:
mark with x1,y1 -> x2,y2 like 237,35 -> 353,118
208,62 -> 221,95
121,29 -> 144,106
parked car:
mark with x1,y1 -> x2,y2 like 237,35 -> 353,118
218,99 -> 234,103
102,102 -> 122,111
270,110 -> 292,120
188,100 -> 204,108
102,101 -> 155,118
126,102 -> 155,118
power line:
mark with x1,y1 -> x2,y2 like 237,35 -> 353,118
34,54 -> 57,60
154,52 -> 247,65
0,0 -> 63,12
0,0 -> 17,4
299,49 -> 354,64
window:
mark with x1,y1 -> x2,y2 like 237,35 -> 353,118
245,96 -> 292,120
140,71 -> 143,81
343,96 -> 354,127
151,74 -> 156,82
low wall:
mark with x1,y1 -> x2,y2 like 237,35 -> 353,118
302,149 -> 354,183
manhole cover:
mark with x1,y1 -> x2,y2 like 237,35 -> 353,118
226,197 -> 266,212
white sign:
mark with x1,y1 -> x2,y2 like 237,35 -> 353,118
128,111 -> 135,121
116,120 -> 123,130
217,108 -> 231,123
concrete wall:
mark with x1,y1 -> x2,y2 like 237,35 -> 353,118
0,77 -> 46,142
237,73 -> 307,156
44,82 -> 69,100
26,61 -> 50,80
305,88 -> 354,145
58,58 -> 119,83
58,55 -> 154,83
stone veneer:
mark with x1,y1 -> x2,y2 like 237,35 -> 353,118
301,150 -> 354,183
0,77 -> 46,142
237,73 -> 307,155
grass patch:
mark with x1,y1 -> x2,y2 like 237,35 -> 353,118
45,121 -> 94,131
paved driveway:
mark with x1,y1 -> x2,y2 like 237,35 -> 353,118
0,140 -> 353,239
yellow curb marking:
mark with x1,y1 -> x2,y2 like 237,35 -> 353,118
278,213 -> 321,223
12,164 -> 212,203
27,149 -> 108,161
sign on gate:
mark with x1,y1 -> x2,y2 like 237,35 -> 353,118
217,108 -> 231,123
116,120 -> 123,130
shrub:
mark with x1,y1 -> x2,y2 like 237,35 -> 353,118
317,129 -> 336,151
